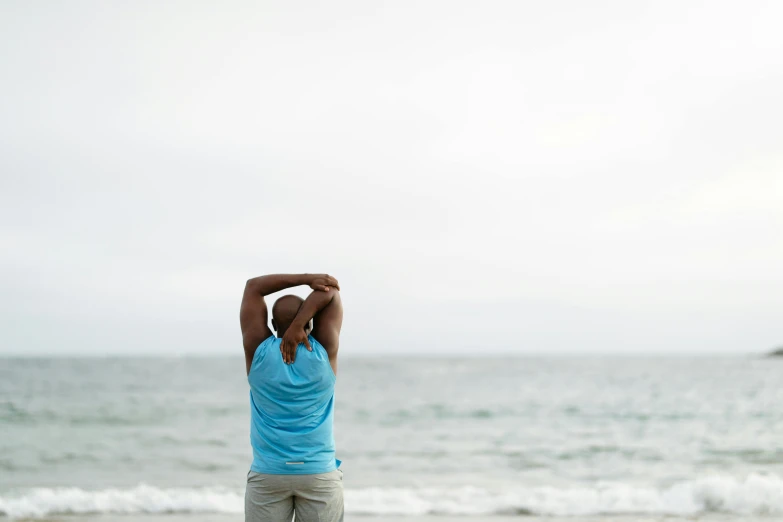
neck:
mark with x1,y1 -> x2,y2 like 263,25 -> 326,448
275,323 -> 292,338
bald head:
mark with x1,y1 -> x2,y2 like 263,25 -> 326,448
271,295 -> 305,335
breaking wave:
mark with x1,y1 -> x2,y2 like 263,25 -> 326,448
1,473 -> 782,519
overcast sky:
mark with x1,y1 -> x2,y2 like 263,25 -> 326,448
1,1 -> 781,356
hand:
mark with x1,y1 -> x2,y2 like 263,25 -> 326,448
308,274 -> 340,292
280,326 -> 312,364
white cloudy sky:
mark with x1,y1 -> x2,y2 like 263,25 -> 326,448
1,1 -> 781,355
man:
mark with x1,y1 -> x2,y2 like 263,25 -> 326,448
239,273 -> 344,522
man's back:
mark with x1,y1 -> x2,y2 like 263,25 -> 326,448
247,335 -> 338,475
239,273 -> 344,522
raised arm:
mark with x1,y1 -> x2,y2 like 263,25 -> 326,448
239,273 -> 338,373
281,288 -> 343,375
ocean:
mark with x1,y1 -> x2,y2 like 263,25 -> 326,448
1,355 -> 782,521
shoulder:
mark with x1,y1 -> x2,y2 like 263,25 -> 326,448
308,335 -> 327,352
258,335 -> 279,353
247,335 -> 278,366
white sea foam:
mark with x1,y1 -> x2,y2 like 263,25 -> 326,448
1,474 -> 782,519
348,473 -> 783,516
0,484 -> 243,519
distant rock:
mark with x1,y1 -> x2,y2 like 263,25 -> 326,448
768,347 -> 783,357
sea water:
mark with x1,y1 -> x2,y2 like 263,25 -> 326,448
1,356 -> 782,519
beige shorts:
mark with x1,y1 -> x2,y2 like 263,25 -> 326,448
245,469 -> 344,522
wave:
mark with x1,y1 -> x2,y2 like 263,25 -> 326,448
348,473 -> 783,516
0,484 -> 240,519
1,474 -> 782,519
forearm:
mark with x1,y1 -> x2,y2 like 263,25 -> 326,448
290,290 -> 335,329
245,274 -> 311,296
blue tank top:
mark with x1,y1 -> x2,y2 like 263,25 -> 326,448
247,335 -> 340,474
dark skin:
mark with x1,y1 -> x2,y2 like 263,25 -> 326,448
239,273 -> 342,375
280,288 -> 343,374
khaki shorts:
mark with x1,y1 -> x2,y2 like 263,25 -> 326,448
245,469 -> 344,522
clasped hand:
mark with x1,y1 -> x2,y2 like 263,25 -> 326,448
279,274 -> 339,364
